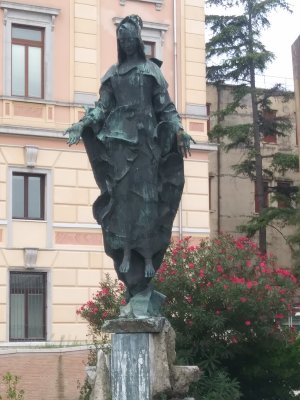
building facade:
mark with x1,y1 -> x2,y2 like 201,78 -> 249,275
0,0 -> 212,344
292,35 -> 300,156
207,83 -> 299,268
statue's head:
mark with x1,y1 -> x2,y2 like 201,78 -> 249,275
117,15 -> 146,64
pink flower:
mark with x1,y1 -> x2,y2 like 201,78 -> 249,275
101,288 -> 109,296
246,281 -> 253,289
199,269 -> 205,278
223,284 -> 229,289
185,295 -> 193,304
231,336 -> 238,344
246,260 -> 252,267
216,265 -> 224,273
188,262 -> 195,269
275,313 -> 284,319
120,298 -> 127,305
240,297 -> 247,303
265,284 -> 272,291
245,320 -> 251,326
102,311 -> 109,319
236,242 -> 245,250
215,310 -> 221,315
230,276 -> 245,284
260,261 -> 266,268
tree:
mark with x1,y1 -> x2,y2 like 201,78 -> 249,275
205,0 -> 299,254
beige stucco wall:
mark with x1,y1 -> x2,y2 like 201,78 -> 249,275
292,35 -> 300,157
207,83 -> 299,268
0,0 -> 210,343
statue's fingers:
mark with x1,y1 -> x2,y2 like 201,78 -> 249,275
68,136 -> 76,146
179,145 -> 183,157
183,145 -> 188,158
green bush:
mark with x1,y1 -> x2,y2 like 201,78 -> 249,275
77,234 -> 300,399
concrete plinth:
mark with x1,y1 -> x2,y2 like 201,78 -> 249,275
111,332 -> 151,400
88,318 -> 201,400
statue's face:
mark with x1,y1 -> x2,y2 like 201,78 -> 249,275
118,28 -> 139,58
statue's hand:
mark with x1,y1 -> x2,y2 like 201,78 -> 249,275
177,129 -> 196,158
64,122 -> 84,146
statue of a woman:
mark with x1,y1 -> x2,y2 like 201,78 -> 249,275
65,15 -> 193,317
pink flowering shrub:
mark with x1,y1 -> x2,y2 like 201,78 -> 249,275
77,235 -> 300,399
154,234 -> 300,399
76,274 -> 125,335
155,235 -> 297,345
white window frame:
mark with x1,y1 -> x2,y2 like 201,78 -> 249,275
0,1 -> 60,100
7,167 -> 53,247
7,268 -> 52,343
113,17 -> 169,61
119,0 -> 164,11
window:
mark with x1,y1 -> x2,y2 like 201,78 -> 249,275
0,2 -> 59,99
276,181 -> 294,208
262,109 -> 277,144
9,272 -> 47,341
12,172 -> 45,220
144,41 -> 156,58
11,25 -> 44,98
206,103 -> 211,132
255,181 -> 269,212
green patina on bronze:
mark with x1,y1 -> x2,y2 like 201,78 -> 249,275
65,15 -> 193,318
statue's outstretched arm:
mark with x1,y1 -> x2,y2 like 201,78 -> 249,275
152,83 -> 195,158
64,81 -> 114,146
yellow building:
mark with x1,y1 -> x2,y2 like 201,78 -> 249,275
0,0 -> 213,344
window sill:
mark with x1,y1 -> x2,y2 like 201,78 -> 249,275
12,219 -> 47,223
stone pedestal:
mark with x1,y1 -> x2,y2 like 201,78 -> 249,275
88,318 -> 201,400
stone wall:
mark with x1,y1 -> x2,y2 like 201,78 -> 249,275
0,347 -> 89,400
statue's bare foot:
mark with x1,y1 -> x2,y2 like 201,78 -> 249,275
145,259 -> 155,278
119,258 -> 130,273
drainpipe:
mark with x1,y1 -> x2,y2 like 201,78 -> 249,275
173,0 -> 178,108
217,84 -> 221,234
173,0 -> 183,239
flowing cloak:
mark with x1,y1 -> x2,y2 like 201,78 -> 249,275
81,59 -> 184,296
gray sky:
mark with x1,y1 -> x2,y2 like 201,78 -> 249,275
205,0 -> 300,91
259,0 -> 300,90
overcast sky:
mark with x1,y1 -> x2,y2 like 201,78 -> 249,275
205,0 -> 300,91
260,0 -> 300,90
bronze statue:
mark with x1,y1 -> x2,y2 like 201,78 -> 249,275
65,15 -> 193,318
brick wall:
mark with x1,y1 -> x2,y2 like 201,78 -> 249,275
0,348 -> 89,400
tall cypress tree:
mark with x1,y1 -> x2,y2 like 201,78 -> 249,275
206,0 -> 298,254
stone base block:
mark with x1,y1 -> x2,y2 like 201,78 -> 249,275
89,318 -> 201,400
